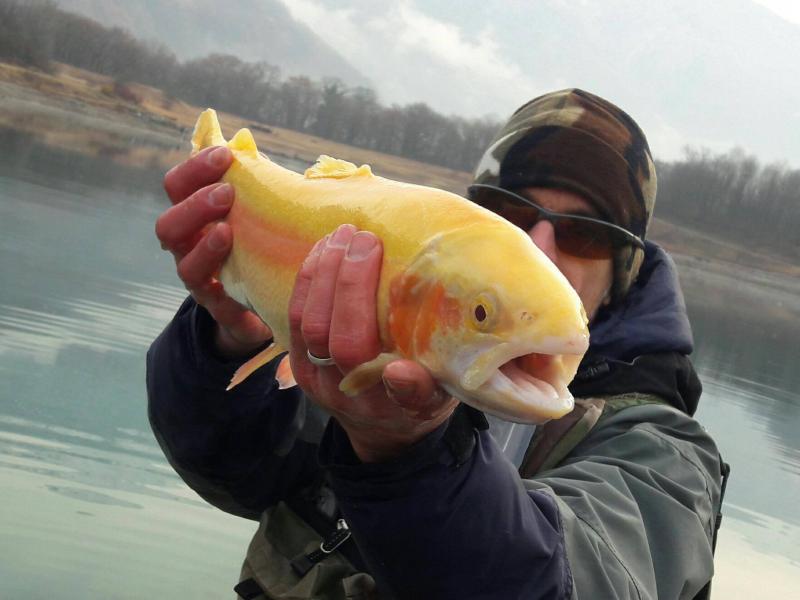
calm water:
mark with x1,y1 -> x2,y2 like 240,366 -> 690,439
1,131 -> 798,598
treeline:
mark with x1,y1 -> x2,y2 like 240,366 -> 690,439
656,148 -> 799,259
0,0 -> 500,171
2,1 -> 798,258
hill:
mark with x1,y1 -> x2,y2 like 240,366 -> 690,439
284,0 -> 800,165
50,0 -> 367,86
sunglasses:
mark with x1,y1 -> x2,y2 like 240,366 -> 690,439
467,184 -> 644,260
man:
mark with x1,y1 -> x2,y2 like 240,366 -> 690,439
148,89 -> 725,599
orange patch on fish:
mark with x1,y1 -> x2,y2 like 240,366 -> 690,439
388,275 -> 460,356
388,273 -> 421,355
437,292 -> 463,331
232,203 -> 314,270
413,282 -> 445,355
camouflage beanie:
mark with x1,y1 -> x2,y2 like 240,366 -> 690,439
472,88 -> 657,303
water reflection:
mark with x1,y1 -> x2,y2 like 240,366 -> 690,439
47,485 -> 144,509
0,126 -> 167,198
0,415 -> 255,599
0,414 -> 207,509
686,269 -> 800,487
0,281 -> 187,362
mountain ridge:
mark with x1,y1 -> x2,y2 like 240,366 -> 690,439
287,0 -> 800,164
50,0 -> 368,86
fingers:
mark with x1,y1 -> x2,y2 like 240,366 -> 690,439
164,146 -> 233,205
155,183 -> 234,256
382,359 -> 455,419
177,223 -> 272,346
329,231 -> 383,371
176,223 -> 231,294
300,224 -> 358,360
208,291 -> 273,347
160,146 -> 273,356
288,235 -> 329,375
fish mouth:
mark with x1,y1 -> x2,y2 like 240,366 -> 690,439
454,334 -> 588,423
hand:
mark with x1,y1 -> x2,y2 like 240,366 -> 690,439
288,224 -> 459,463
157,146 -> 272,357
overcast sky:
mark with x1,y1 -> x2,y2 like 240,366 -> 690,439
278,0 -> 800,166
752,0 -> 800,24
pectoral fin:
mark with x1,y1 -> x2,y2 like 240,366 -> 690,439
275,355 -> 296,390
227,343 -> 288,391
339,352 -> 403,397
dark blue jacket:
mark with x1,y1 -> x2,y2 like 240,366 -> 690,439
147,242 -> 717,599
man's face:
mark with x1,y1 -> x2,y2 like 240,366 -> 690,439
520,187 -> 614,321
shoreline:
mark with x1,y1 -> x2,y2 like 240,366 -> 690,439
0,62 -> 472,194
2,60 -> 798,315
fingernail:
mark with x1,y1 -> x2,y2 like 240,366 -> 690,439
302,236 -> 328,269
384,378 -> 417,402
207,147 -> 231,168
346,232 -> 377,260
207,224 -> 227,250
312,235 -> 328,255
328,224 -> 356,248
208,183 -> 233,207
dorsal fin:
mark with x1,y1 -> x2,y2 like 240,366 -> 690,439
305,155 -> 373,179
191,109 -> 227,155
229,128 -> 258,156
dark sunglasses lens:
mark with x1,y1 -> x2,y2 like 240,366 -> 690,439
553,218 -> 616,259
470,190 -> 541,230
495,204 -> 543,231
469,187 -> 630,259
469,189 -> 507,212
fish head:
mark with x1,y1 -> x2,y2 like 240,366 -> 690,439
389,222 -> 589,423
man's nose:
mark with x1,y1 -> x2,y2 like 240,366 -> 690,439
529,220 -> 558,262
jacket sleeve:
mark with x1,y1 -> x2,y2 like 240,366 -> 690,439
320,404 -> 721,600
319,412 -> 573,600
146,297 -> 325,520
526,404 -> 722,600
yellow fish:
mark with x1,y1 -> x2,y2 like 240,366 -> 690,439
191,109 -> 589,423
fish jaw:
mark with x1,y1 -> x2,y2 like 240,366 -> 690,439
440,333 -> 588,423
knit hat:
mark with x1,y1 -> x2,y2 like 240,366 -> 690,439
472,88 -> 657,302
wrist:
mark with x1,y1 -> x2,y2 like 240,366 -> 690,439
341,411 -> 453,463
213,323 -> 269,359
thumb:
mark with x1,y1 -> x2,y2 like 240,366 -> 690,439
382,359 -> 451,419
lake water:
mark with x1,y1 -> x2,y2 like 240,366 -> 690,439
1,130 -> 798,598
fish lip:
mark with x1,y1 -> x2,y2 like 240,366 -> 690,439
482,359 -> 574,421
459,333 -> 588,392
454,334 -> 588,423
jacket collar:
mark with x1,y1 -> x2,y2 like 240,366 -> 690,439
569,242 -> 702,415
587,241 -> 693,362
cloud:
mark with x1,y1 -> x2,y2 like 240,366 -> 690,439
636,111 -> 753,163
279,0 -> 545,117
751,0 -> 800,25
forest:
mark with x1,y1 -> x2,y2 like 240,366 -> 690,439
2,0 -> 798,259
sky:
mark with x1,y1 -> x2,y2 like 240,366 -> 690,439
752,0 -> 800,23
278,0 -> 800,166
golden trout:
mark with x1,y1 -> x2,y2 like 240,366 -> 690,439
191,109 -> 589,423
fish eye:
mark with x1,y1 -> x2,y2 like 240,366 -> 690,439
475,304 -> 487,322
471,292 -> 497,330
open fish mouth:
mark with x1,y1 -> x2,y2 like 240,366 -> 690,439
454,334 -> 588,423
498,354 -> 568,403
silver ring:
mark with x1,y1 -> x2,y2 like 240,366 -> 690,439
307,349 -> 336,367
